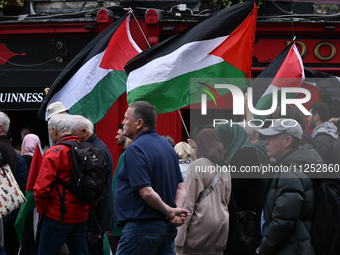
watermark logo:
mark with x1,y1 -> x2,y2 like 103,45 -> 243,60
200,84 -> 311,116
198,82 -> 222,115
213,118 -> 298,128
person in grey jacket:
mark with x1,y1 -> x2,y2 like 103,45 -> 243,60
257,119 -> 323,255
307,102 -> 340,167
307,103 -> 340,254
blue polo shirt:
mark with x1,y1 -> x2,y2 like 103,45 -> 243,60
115,129 -> 183,222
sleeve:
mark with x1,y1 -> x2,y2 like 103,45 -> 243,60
314,136 -> 330,164
259,176 -> 305,255
33,153 -> 58,214
14,154 -> 28,195
124,146 -> 151,191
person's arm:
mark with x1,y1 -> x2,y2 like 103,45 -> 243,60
138,186 -> 189,221
33,154 -> 57,214
138,187 -> 189,226
314,136 -> 330,164
168,182 -> 189,226
174,182 -> 186,208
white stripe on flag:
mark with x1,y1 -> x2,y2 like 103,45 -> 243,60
127,36 -> 229,92
46,51 -> 112,119
293,44 -> 305,80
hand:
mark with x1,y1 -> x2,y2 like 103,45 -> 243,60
168,213 -> 188,227
88,232 -> 101,244
166,207 -> 190,226
187,139 -> 197,151
330,117 -> 340,124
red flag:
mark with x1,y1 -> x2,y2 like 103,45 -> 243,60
26,143 -> 43,191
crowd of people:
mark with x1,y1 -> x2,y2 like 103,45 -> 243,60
0,100 -> 339,255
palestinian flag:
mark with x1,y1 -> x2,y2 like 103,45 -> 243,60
37,13 -> 141,123
15,143 -> 43,247
304,68 -> 340,102
125,1 -> 258,113
252,41 -> 305,120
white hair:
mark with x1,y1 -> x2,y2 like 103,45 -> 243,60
71,115 -> 94,134
0,112 -> 10,135
48,114 -> 73,133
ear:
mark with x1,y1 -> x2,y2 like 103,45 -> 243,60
52,127 -> 57,136
136,118 -> 144,130
284,135 -> 293,148
81,128 -> 87,137
314,113 -> 320,121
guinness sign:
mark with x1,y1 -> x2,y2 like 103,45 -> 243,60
0,87 -> 47,111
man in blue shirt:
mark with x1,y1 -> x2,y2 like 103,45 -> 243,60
115,101 -> 189,255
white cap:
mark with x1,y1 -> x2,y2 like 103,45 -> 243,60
46,102 -> 68,120
257,118 -> 303,140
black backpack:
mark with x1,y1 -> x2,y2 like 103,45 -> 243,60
56,140 -> 109,207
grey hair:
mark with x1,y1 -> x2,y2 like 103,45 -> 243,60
0,112 -> 10,135
129,101 -> 156,129
72,115 -> 94,134
242,123 -> 259,141
48,114 -> 73,133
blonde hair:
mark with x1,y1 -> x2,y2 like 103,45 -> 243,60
174,142 -> 197,161
125,137 -> 133,148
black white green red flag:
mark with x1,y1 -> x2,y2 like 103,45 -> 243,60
251,40 -> 305,120
15,143 -> 43,247
37,13 -> 141,123
125,1 -> 258,113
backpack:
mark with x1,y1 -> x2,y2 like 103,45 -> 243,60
56,140 -> 109,205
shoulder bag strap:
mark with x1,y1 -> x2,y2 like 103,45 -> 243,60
194,171 -> 222,209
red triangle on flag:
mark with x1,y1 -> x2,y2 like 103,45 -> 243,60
100,15 -> 141,71
271,43 -> 304,88
209,4 -> 258,79
26,144 -> 43,191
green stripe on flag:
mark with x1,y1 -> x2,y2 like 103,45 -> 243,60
103,232 -> 112,255
15,190 -> 35,245
127,61 -> 247,113
70,70 -> 126,123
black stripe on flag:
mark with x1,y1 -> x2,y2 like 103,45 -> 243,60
305,68 -> 340,102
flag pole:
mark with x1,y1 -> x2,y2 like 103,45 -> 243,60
177,109 -> 190,138
128,8 -> 152,48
